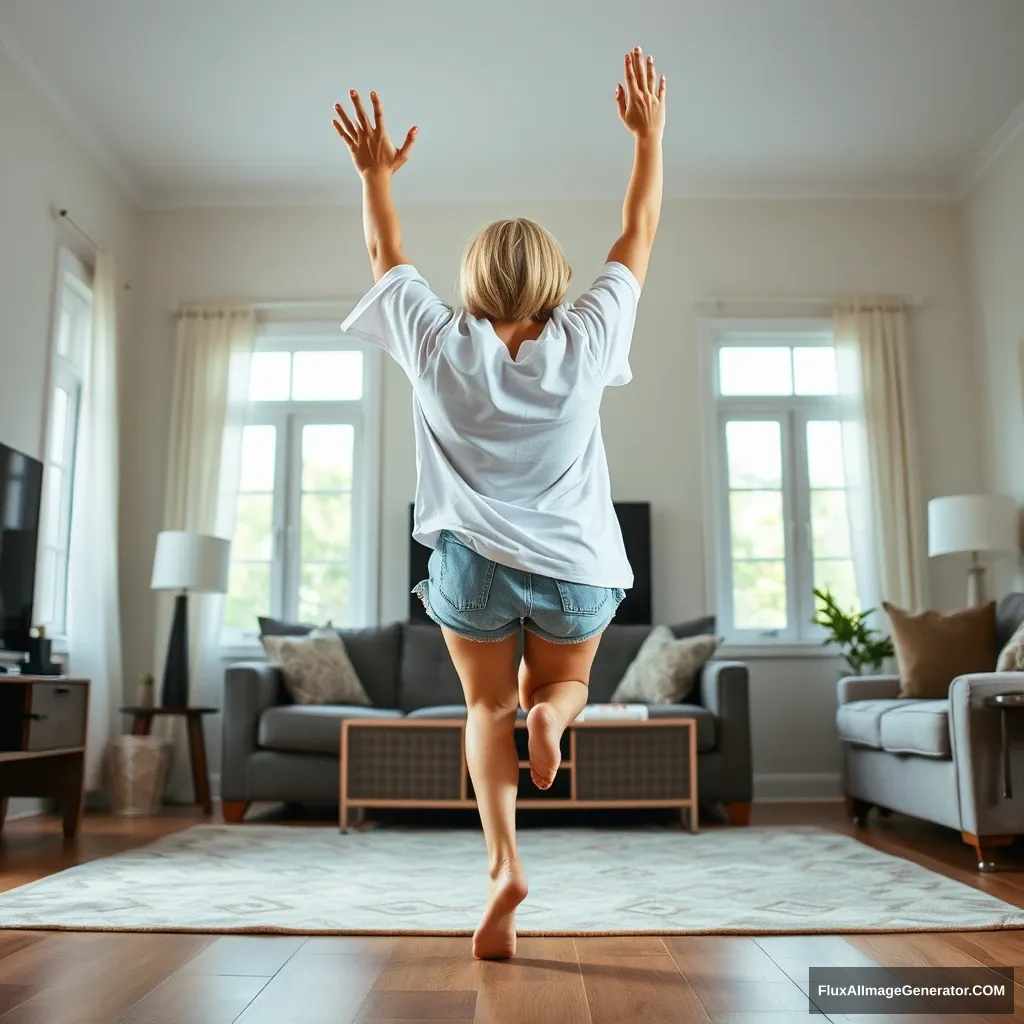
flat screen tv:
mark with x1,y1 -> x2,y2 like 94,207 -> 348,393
0,443 -> 44,654
408,502 -> 652,625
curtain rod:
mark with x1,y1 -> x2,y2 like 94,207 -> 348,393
694,294 -> 924,310
55,207 -> 99,251
252,298 -> 358,311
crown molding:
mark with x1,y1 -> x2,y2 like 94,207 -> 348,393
959,93 -> 1024,198
0,22 -> 147,209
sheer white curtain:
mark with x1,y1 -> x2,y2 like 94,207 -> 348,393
154,306 -> 255,799
834,301 -> 929,613
66,250 -> 123,789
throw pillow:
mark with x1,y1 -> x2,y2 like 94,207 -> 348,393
610,625 -> 722,704
996,618 -> 1024,672
261,624 -> 372,706
883,601 -> 998,699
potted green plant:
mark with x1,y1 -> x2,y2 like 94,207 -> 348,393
813,587 -> 894,675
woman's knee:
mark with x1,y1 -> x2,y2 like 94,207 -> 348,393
466,693 -> 520,717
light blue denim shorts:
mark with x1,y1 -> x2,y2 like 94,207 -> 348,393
412,530 -> 627,644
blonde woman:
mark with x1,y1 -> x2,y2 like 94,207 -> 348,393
334,46 -> 665,960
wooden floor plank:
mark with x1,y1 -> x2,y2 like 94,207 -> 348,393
175,935 -> 305,976
110,973 -> 267,1024
472,937 -> 590,1024
232,952 -> 390,1024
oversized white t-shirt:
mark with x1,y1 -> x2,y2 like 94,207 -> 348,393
340,260 -> 640,588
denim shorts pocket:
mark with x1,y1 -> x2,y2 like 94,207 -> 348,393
436,533 -> 495,611
554,579 -> 612,615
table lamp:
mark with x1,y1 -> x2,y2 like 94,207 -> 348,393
151,531 -> 231,707
927,494 -> 1018,606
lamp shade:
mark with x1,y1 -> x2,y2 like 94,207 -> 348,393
151,531 -> 231,592
927,494 -> 1018,558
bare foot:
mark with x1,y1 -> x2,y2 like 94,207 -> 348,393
472,865 -> 528,960
526,703 -> 562,790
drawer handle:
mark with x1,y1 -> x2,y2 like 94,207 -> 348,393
26,712 -> 48,721
54,687 -> 70,695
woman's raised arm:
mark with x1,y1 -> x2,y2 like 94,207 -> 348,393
606,47 -> 666,288
333,90 -> 419,282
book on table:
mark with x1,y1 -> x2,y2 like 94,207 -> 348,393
574,703 -> 649,722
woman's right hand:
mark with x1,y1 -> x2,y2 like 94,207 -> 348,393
615,46 -> 666,141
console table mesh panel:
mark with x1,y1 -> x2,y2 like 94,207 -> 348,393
575,726 -> 692,801
346,725 -> 463,801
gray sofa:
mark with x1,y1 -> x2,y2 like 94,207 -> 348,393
836,592 -> 1024,870
221,617 -> 753,824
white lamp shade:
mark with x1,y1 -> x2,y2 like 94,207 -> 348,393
927,494 -> 1018,558
151,531 -> 231,592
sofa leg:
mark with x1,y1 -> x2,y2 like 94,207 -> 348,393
221,801 -> 249,824
725,802 -> 751,826
961,832 -> 1013,872
845,796 -> 872,827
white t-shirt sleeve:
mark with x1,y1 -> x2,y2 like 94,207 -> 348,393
340,264 -> 452,378
569,261 -> 641,387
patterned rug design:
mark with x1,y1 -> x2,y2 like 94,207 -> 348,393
1,824 -> 1022,935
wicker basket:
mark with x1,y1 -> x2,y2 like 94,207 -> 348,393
106,735 -> 172,816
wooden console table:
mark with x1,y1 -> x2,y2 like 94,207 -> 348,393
340,717 -> 698,833
0,676 -> 90,838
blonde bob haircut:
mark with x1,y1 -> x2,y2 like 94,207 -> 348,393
460,218 -> 573,323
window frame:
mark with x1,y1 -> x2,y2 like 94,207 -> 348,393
220,322 -> 382,649
35,248 -> 92,642
702,318 -> 856,648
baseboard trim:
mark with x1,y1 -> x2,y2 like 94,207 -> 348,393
754,772 -> 842,802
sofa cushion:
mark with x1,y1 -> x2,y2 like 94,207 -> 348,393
996,593 -> 1024,649
611,627 -> 722,704
877,700 -> 951,759
398,625 -> 466,711
259,618 -> 402,708
261,628 -> 371,706
588,617 -> 716,703
836,698 -> 911,749
407,703 -> 716,751
258,704 -> 402,755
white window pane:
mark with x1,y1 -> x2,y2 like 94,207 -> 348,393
35,548 -> 56,627
299,562 -> 349,624
725,420 -> 782,488
57,308 -> 71,356
239,425 -> 276,492
730,491 -> 785,559
233,494 -> 274,560
301,493 -> 351,561
42,466 -> 63,546
806,421 -> 846,488
53,552 -> 68,633
224,563 -> 271,629
248,352 -> 291,401
811,490 -> 852,559
793,346 -> 838,395
292,351 -> 364,401
302,424 -> 354,490
732,560 -> 787,630
49,387 -> 70,465
814,559 -> 860,613
718,347 -> 792,396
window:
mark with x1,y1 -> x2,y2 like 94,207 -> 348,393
222,325 -> 381,643
35,250 -> 92,637
706,321 -> 860,643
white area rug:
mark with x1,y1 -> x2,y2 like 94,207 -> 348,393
1,825 -> 1022,935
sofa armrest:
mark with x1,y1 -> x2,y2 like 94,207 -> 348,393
221,661 -> 284,802
836,675 -> 901,706
700,660 -> 752,801
948,672 -> 1024,836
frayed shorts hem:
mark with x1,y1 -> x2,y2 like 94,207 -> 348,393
411,581 -> 520,643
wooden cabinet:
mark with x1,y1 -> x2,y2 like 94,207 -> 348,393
0,676 -> 89,837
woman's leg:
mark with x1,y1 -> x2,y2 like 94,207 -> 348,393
518,631 -> 603,789
440,627 -> 526,960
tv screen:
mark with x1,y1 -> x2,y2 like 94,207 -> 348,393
408,502 -> 652,625
0,443 -> 44,653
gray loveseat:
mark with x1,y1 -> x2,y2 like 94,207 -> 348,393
221,617 -> 752,824
836,592 -> 1024,870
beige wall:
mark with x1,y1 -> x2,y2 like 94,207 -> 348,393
963,133 -> 1024,594
127,197 -> 983,795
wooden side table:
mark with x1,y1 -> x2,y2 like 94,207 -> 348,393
120,707 -> 217,815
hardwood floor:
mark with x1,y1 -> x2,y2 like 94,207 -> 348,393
0,802 -> 1022,1022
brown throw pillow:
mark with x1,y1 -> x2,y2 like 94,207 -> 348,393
883,601 -> 998,698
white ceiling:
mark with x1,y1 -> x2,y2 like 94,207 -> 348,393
2,0 -> 1024,208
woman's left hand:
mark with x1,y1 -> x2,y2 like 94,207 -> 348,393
333,90 -> 418,178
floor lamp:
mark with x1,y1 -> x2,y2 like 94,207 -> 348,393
151,531 -> 232,708
927,494 -> 1018,606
